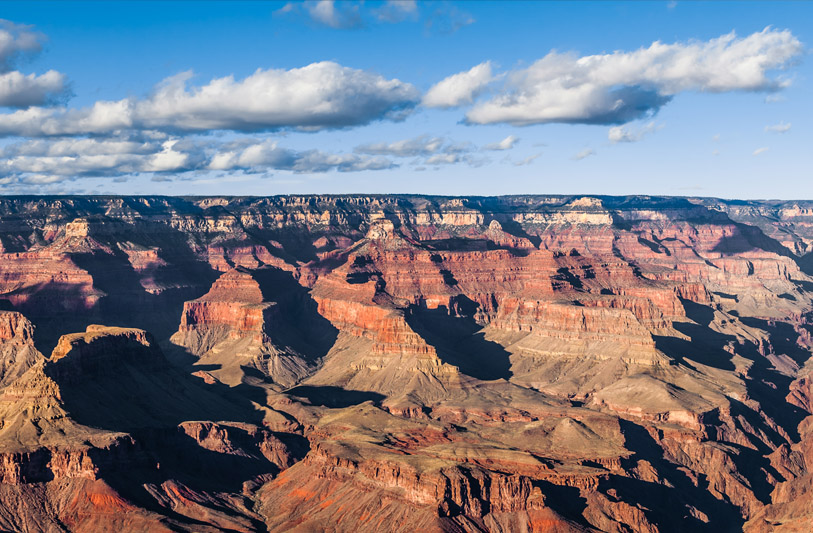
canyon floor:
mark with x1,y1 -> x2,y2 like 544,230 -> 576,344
0,194 -> 812,532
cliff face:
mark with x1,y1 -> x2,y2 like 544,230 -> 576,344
0,194 -> 811,531
0,311 -> 40,387
171,266 -> 319,387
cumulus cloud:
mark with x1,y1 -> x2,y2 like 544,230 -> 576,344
0,62 -> 419,136
753,147 -> 769,156
0,70 -> 67,107
765,121 -> 791,133
423,61 -> 493,108
461,27 -> 802,126
483,135 -> 519,150
135,64 -> 418,131
0,20 -> 69,108
573,148 -> 595,160
608,121 -> 661,143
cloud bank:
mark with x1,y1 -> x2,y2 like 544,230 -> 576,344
0,135 -> 399,186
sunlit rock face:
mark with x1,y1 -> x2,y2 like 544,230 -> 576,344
0,194 -> 811,531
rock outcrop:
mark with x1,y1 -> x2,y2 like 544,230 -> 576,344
172,267 -> 316,387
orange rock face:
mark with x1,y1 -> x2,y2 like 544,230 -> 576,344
177,267 -> 274,342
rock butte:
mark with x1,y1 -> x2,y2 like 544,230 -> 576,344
0,194 -> 809,531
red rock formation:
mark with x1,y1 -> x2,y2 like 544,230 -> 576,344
172,267 -> 320,387
0,195 -> 810,531
0,250 -> 100,314
176,267 -> 274,345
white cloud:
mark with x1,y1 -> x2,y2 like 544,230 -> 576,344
753,147 -> 769,156
275,3 -> 296,15
573,148 -> 595,160
355,134 -> 446,156
2,137 -> 155,157
483,135 -> 519,150
423,61 -> 493,108
205,139 -> 398,173
209,139 -> 396,173
305,1 -> 362,29
513,153 -> 541,166
375,0 -> 418,23
137,64 -> 418,131
425,153 -> 460,165
0,21 -> 69,108
146,140 -> 197,172
278,1 -> 418,28
462,27 -> 802,126
765,121 -> 791,133
424,152 -> 488,167
292,150 -> 395,173
0,20 -> 44,70
424,4 -> 475,35
0,70 -> 67,107
354,134 -> 477,167
608,121 -> 661,143
0,62 -> 420,136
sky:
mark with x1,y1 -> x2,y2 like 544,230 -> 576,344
0,0 -> 809,199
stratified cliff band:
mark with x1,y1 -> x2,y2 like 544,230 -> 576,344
0,194 -> 811,532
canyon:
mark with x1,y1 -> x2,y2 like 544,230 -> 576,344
0,194 -> 810,531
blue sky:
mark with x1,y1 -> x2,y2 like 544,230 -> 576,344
0,1 -> 809,198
